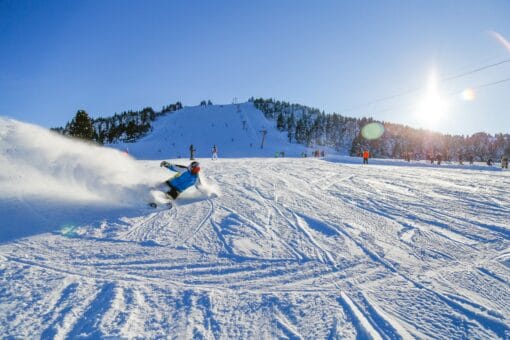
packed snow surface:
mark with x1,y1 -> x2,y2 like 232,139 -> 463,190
1,114 -> 510,338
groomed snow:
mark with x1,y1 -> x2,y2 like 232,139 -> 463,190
1,107 -> 509,338
114,103 -> 313,159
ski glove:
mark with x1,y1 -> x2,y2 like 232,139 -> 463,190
160,161 -> 170,168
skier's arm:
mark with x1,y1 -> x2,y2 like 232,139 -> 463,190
160,161 -> 187,173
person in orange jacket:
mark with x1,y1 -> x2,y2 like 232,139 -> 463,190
363,150 -> 369,164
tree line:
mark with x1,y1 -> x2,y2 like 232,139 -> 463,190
52,102 -> 182,144
52,97 -> 510,162
251,97 -> 510,161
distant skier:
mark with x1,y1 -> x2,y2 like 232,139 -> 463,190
189,144 -> 196,160
160,160 -> 202,199
212,145 -> 218,160
487,158 -> 493,166
502,156 -> 509,169
429,153 -> 434,164
363,150 -> 369,164
468,155 -> 474,165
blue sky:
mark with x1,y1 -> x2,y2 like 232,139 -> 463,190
1,0 -> 509,134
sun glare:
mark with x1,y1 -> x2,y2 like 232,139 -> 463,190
415,72 -> 447,128
461,88 -> 476,101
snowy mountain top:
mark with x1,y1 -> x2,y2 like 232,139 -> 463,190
112,102 -> 314,159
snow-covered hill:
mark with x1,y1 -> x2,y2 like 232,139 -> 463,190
0,115 -> 509,338
113,102 -> 312,159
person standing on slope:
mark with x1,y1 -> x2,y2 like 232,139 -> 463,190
363,150 -> 370,164
189,144 -> 196,160
212,145 -> 218,160
502,156 -> 509,169
160,160 -> 202,199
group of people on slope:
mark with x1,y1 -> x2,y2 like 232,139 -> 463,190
189,144 -> 218,160
360,149 -> 510,168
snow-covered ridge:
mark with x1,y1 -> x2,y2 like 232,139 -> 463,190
112,102 -> 311,159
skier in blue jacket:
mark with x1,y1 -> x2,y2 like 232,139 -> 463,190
160,160 -> 202,199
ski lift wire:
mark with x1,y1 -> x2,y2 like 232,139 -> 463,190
338,58 -> 510,114
366,76 -> 510,117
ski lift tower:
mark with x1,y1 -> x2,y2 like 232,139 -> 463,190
260,129 -> 267,149
233,97 -> 241,112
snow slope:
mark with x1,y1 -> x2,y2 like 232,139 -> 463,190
1,115 -> 509,338
113,103 -> 312,159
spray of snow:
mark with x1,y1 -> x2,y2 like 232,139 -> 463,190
0,117 -> 166,206
196,175 -> 221,198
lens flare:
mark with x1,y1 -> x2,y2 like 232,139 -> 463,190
361,122 -> 385,140
490,31 -> 510,53
461,88 -> 476,101
60,224 -> 78,237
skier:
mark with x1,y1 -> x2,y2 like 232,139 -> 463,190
468,154 -> 474,165
212,145 -> 218,160
189,144 -> 196,160
502,156 -> 509,169
429,153 -> 434,164
160,160 -> 202,199
363,150 -> 369,164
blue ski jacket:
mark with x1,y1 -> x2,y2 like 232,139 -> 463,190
165,164 -> 201,192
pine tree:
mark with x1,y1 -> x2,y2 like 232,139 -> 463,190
286,113 -> 296,142
125,121 -> 137,142
68,110 -> 94,140
504,144 -> 510,157
276,112 -> 285,131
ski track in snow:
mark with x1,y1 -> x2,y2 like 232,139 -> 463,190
1,158 -> 509,338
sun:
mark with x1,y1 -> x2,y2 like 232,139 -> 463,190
415,72 -> 447,128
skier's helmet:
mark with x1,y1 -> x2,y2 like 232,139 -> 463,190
189,161 -> 201,174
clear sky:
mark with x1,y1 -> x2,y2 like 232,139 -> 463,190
1,0 -> 509,135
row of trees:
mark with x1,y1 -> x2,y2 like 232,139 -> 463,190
53,97 -> 510,161
200,99 -> 213,106
53,102 -> 182,144
252,98 -> 510,161
252,98 -> 360,152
